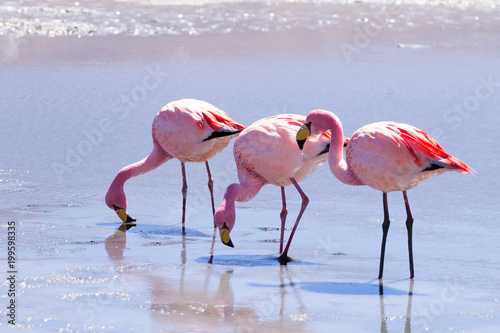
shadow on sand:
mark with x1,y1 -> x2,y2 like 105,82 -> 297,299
297,281 -> 411,296
198,254 -> 319,267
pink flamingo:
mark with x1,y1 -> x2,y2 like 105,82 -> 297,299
296,110 -> 473,278
105,99 -> 246,227
213,114 -> 343,264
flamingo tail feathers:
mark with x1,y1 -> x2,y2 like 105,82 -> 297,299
387,124 -> 473,174
432,155 -> 474,174
203,108 -> 246,132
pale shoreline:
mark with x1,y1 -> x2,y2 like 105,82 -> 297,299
1,30 -> 498,66
1,0 -> 499,64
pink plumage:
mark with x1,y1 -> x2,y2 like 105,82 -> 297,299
299,110 -> 472,278
105,99 -> 245,225
344,121 -> 473,192
385,123 -> 472,173
152,99 -> 245,163
213,114 -> 336,263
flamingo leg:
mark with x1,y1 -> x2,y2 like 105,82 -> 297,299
403,191 -> 415,279
181,162 -> 188,231
208,224 -> 217,264
378,192 -> 390,279
278,177 -> 309,265
279,186 -> 288,254
205,161 -> 216,216
204,162 -> 218,261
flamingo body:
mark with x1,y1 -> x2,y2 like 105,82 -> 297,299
153,99 -> 244,162
298,110 -> 472,278
105,99 -> 245,223
234,115 -> 331,189
214,114 -> 333,262
346,121 -> 472,192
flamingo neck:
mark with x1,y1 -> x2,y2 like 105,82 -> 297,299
319,112 -> 364,186
222,177 -> 265,209
214,177 -> 265,231
234,176 -> 266,203
105,145 -> 171,209
114,158 -> 151,185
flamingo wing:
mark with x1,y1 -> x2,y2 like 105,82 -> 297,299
199,105 -> 246,141
385,123 -> 473,174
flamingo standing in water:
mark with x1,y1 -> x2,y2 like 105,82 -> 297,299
296,110 -> 473,278
213,114 -> 343,264
105,99 -> 245,227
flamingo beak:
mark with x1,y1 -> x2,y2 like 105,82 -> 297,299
113,205 -> 136,223
219,223 -> 234,248
296,122 -> 311,150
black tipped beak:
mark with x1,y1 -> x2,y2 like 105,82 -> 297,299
126,215 -> 137,223
219,223 -> 234,248
296,122 -> 311,150
113,205 -> 137,223
297,139 -> 306,150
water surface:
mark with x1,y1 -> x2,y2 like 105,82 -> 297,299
1,0 -> 499,331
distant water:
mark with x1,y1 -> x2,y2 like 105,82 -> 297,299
1,0 -> 500,37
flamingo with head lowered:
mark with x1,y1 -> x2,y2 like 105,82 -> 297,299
213,114 -> 346,264
296,110 -> 473,278
105,99 -> 245,228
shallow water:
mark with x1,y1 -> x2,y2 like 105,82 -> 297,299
1,0 -> 500,332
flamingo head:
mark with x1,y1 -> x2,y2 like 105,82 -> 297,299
297,110 -> 347,150
112,205 -> 137,224
214,205 -> 235,248
213,185 -> 238,248
105,184 -> 136,223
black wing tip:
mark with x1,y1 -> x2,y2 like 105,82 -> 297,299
203,129 -> 242,142
421,163 -> 445,172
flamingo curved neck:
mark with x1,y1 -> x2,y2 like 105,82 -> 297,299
116,159 -> 149,183
110,158 -> 153,191
215,178 -> 265,231
106,145 -> 171,209
320,112 -> 364,186
105,158 -> 150,209
118,145 -> 171,183
226,178 -> 265,204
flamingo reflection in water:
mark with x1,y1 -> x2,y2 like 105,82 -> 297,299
104,225 -> 256,329
104,224 -> 311,331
